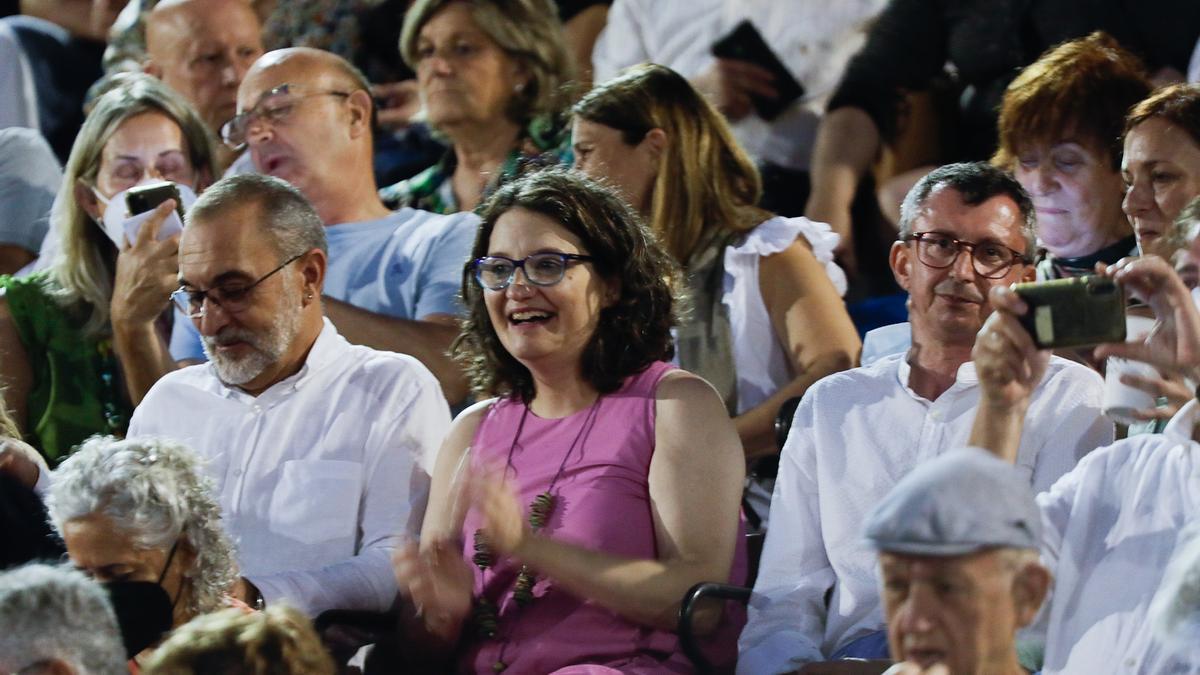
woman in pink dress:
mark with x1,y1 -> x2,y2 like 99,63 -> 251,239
394,167 -> 748,673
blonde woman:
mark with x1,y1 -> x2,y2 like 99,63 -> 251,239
572,64 -> 861,481
0,74 -> 216,464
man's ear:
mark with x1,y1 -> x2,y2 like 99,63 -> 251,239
889,239 -> 912,292
75,179 -> 103,221
1012,561 -> 1052,628
299,248 -> 327,304
346,89 -> 373,139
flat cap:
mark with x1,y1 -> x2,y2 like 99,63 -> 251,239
863,447 -> 1042,556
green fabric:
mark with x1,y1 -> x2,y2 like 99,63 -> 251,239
378,116 -> 571,214
1,272 -> 132,465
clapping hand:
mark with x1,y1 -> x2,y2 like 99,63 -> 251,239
392,539 -> 473,640
470,466 -> 530,557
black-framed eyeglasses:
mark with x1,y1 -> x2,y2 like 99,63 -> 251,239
901,231 -> 1031,279
171,253 -> 303,319
220,83 -> 351,150
472,252 -> 595,291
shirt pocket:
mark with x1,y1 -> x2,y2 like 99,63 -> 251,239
269,459 -> 363,546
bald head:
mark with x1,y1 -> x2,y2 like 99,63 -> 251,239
243,47 -> 372,99
235,48 -> 382,224
145,0 -> 264,134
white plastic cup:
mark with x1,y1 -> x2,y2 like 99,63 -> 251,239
1102,315 -> 1157,425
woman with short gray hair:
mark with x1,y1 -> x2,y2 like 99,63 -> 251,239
46,435 -> 238,661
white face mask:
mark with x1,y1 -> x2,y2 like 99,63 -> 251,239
92,182 -> 198,247
1192,286 -> 1200,313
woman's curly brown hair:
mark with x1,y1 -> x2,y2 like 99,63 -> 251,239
455,167 -> 680,402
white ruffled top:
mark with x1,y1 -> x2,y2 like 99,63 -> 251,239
722,216 -> 847,414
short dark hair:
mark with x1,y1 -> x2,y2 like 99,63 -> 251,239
899,162 -> 1037,255
188,173 -> 328,260
1125,83 -> 1200,149
456,167 -> 679,402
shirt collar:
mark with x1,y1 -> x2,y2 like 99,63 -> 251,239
1163,398 -> 1200,440
213,318 -> 347,401
897,351 -> 978,400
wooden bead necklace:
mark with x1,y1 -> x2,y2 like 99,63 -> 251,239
471,395 -> 604,671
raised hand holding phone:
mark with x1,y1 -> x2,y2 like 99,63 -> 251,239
110,199 -> 182,327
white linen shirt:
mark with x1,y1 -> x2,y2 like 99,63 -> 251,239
738,352 -> 1112,674
128,319 -> 450,616
1036,399 -> 1200,674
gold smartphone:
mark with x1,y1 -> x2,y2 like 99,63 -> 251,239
1011,275 -> 1126,349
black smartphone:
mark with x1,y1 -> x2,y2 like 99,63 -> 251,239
710,20 -> 805,121
125,181 -> 184,219
1012,275 -> 1127,349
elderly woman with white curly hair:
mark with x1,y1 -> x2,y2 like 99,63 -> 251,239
45,435 -> 241,664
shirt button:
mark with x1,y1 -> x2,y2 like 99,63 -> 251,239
1126,659 -> 1136,668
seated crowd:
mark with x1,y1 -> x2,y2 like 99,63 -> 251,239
0,1 -> 1199,673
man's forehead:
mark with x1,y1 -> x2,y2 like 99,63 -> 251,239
915,187 -> 1024,241
180,207 -> 271,281
240,53 -> 345,105
880,551 -> 978,577
149,0 -> 245,40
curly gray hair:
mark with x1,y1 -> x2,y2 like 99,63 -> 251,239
46,435 -> 237,616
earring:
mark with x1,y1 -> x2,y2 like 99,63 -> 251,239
514,81 -> 526,94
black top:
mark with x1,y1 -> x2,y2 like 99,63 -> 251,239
828,0 -> 1200,161
556,0 -> 611,24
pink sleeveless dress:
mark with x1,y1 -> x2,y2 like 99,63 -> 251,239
460,361 -> 748,674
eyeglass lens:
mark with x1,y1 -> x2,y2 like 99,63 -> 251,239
913,234 -> 1020,278
476,254 -> 572,289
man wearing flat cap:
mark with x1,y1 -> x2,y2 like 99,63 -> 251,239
864,447 -> 1051,675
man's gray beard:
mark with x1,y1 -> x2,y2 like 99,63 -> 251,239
201,284 -> 302,387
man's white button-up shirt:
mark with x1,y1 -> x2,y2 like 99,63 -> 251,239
738,352 -> 1112,674
1036,399 -> 1200,674
129,319 -> 450,616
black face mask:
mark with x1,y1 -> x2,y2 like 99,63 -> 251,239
103,539 -> 184,658
104,580 -> 174,658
